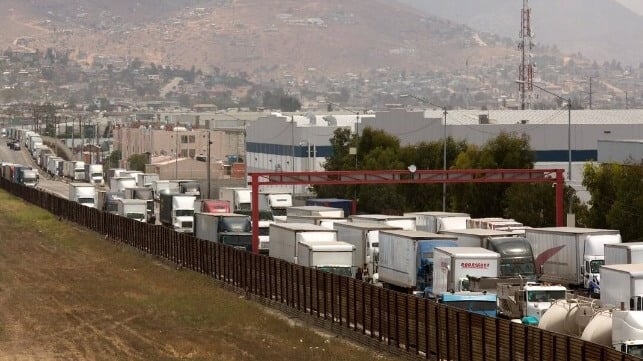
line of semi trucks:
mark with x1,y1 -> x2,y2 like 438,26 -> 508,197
5,127 -> 641,355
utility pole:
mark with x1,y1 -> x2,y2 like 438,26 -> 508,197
589,77 -> 593,109
207,130 -> 212,199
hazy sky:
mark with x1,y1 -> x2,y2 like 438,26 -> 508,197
615,0 -> 643,15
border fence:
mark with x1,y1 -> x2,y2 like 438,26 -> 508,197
1,179 -> 639,361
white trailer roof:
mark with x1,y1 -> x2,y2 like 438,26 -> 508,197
352,214 -> 415,220
404,211 -> 470,217
441,229 -> 519,237
606,242 -> 643,250
271,222 -> 337,232
298,240 -> 354,251
380,230 -> 456,239
334,221 -> 401,230
602,263 -> 643,276
533,227 -> 619,234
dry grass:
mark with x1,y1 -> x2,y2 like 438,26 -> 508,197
0,191 -> 403,361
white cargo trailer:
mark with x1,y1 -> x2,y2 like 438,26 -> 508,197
334,222 -> 401,283
378,230 -> 458,295
439,228 -> 537,281
116,199 -> 148,222
110,177 -> 137,193
404,211 -> 470,233
431,247 -> 500,297
605,242 -> 643,265
268,223 -> 337,264
219,187 -> 252,211
600,264 -> 643,310
525,227 -> 621,288
350,214 -> 416,231
297,240 -> 355,277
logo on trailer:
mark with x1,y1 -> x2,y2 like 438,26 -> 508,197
461,262 -> 490,269
534,245 -> 566,274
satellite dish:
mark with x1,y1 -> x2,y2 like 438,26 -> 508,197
408,164 -> 417,173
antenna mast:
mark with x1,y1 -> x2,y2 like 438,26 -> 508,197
518,0 -> 534,110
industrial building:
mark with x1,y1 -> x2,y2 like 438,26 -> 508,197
246,108 -> 643,195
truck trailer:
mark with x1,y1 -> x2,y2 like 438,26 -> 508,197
297,240 -> 355,277
431,246 -> 500,296
286,205 -> 344,218
600,264 -> 643,310
605,242 -> 643,265
350,214 -> 416,231
116,199 -> 148,222
378,230 -> 457,296
305,198 -> 354,217
268,223 -> 337,263
219,187 -> 251,211
334,222 -> 402,283
286,215 -> 347,229
110,177 -> 136,193
525,227 -> 621,289
404,211 -> 470,233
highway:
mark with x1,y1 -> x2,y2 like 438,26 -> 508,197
0,137 -> 71,198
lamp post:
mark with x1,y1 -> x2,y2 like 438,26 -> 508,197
516,80 -> 573,216
400,94 -> 448,212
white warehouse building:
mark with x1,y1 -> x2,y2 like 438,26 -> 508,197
245,108 -> 643,196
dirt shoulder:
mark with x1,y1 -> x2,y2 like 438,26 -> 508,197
0,191 -> 400,361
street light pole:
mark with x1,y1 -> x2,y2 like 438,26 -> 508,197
442,107 -> 447,212
400,94 -> 448,212
516,80 -> 573,216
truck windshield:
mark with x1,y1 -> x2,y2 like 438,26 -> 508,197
219,235 -> 251,251
443,300 -> 496,313
317,266 -> 352,278
499,261 -> 535,277
78,198 -> 94,204
271,208 -> 287,216
106,204 -> 118,213
258,227 -> 270,236
91,172 -> 102,178
175,209 -> 194,217
126,213 -> 145,220
527,290 -> 566,302
589,260 -> 604,274
626,345 -> 643,357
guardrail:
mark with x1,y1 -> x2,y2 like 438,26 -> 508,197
1,179 -> 637,361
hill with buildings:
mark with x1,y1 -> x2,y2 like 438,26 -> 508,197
398,0 -> 643,66
0,0 -> 521,79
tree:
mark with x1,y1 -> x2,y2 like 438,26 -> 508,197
127,153 -> 149,172
107,150 -> 122,169
451,132 -> 535,217
581,162 -> 643,241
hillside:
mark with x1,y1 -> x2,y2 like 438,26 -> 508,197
0,0 -> 516,79
398,0 -> 643,66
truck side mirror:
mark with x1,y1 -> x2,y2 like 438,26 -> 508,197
580,265 -> 585,274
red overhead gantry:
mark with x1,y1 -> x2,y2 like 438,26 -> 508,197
249,168 -> 565,254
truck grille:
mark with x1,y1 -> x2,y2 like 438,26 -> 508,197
181,221 -> 193,228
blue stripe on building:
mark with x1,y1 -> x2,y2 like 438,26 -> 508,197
247,142 -> 333,158
248,142 -> 597,163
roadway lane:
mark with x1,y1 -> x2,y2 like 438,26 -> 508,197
0,137 -> 69,198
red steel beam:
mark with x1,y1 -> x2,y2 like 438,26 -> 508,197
249,168 -> 565,254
